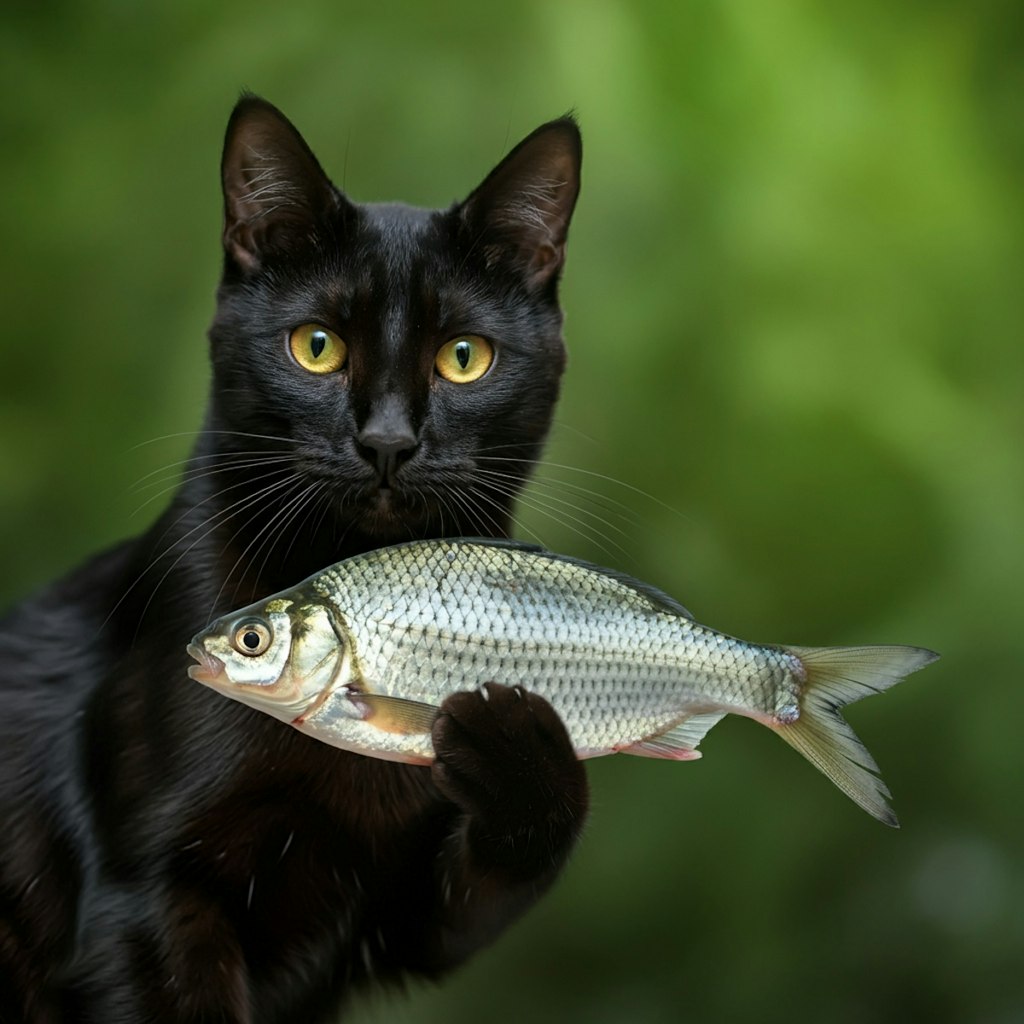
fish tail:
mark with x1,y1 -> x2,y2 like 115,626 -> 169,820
772,645 -> 939,827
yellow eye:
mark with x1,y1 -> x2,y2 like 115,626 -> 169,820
435,335 -> 494,384
289,324 -> 347,374
232,620 -> 273,657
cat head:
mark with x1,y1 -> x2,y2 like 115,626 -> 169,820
206,96 -> 581,567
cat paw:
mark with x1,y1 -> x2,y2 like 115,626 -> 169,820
431,683 -> 588,869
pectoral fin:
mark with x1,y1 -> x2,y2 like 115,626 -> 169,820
354,693 -> 440,735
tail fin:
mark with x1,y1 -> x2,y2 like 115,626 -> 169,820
773,645 -> 939,827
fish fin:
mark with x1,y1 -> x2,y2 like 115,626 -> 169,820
621,712 -> 726,761
400,537 -> 696,620
542,552 -> 695,619
773,645 -> 939,827
590,569 -> 695,620
443,537 -> 546,554
354,693 -> 440,735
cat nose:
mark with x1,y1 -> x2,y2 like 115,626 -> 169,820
359,429 -> 416,457
356,400 -> 418,482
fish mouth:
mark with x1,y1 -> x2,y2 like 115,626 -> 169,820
187,643 -> 226,685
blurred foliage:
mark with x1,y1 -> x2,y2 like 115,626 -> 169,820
1,2 -> 1022,1022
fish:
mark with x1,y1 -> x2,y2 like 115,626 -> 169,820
186,538 -> 938,826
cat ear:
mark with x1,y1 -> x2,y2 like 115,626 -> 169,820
459,117 -> 582,290
220,96 -> 341,274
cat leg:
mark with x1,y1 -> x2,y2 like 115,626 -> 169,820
158,886 -> 253,1022
414,682 -> 589,971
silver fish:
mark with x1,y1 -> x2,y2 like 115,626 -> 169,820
187,539 -> 938,825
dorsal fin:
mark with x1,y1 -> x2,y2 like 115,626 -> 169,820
356,537 -> 696,620
474,539 -> 697,620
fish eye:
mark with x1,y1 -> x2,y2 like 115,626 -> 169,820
435,335 -> 494,383
232,620 -> 273,657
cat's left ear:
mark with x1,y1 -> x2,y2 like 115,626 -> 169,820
220,96 -> 342,274
459,116 -> 582,291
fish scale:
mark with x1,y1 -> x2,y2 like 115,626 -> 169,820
188,538 -> 939,825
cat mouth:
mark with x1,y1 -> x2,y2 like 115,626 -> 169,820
324,467 -> 458,539
370,486 -> 398,509
353,481 -> 423,533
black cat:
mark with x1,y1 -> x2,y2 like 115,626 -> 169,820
0,96 -> 588,1023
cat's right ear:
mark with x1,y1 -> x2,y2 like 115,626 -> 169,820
221,96 -> 342,274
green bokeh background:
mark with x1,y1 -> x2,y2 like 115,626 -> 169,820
1,3 -> 1021,1022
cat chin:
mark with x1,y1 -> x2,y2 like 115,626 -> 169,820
348,488 -> 432,542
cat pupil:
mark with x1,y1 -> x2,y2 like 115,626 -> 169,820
455,341 -> 471,369
310,333 -> 327,359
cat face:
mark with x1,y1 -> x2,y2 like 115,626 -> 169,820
207,98 -> 581,554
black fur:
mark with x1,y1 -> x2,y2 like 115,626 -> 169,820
0,97 -> 587,1022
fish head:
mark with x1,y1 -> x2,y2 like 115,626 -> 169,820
187,591 -> 349,725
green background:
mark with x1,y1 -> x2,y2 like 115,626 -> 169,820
2,3 -> 1021,1021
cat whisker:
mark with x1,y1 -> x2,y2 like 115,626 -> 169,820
439,488 -> 470,539
545,418 -> 604,447
525,469 -> 643,518
413,470 -> 534,544
212,477 -> 324,615
474,467 -> 640,529
208,478 -> 307,613
129,455 -> 300,516
130,429 -> 302,451
419,485 -> 451,539
457,484 -> 547,547
464,441 -> 540,459
477,472 -> 635,553
132,474 -> 305,634
278,480 -> 332,567
260,480 -> 330,582
433,484 -> 476,541
307,481 -> 341,544
131,453 -> 299,494
423,459 -> 632,557
130,450 -> 300,493
470,478 -> 628,563
477,454 -> 687,523
414,489 -> 436,540
444,486 -> 505,541
525,482 -> 640,531
470,442 -> 667,521
138,466 -> 299,572
433,482 -> 485,536
102,471 -> 300,636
